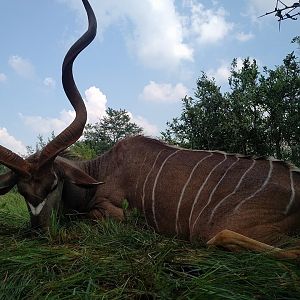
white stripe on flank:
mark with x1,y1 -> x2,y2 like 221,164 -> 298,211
142,150 -> 164,216
28,200 -> 46,216
152,150 -> 181,232
192,156 -> 240,227
175,152 -> 213,235
209,159 -> 256,222
191,154 -> 228,232
234,160 -> 273,212
285,170 -> 295,215
188,154 -> 227,235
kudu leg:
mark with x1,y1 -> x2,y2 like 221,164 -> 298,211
207,229 -> 300,259
88,201 -> 124,221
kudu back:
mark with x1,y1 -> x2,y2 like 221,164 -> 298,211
0,0 -> 299,258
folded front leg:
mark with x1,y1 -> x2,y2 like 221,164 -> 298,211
88,201 -> 124,221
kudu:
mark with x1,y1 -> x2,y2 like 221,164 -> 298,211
1,0 -> 300,259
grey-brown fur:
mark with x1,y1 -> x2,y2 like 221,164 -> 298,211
0,1 -> 300,255
60,135 -> 300,245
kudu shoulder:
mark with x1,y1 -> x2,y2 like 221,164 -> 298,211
54,157 -> 103,188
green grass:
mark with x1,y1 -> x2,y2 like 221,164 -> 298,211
0,192 -> 299,299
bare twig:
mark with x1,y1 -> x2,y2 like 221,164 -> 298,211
259,0 -> 300,30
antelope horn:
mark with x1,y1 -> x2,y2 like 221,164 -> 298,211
38,0 -> 97,167
0,145 -> 30,176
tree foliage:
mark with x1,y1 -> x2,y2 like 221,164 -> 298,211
74,107 -> 143,158
26,132 -> 56,156
162,44 -> 300,166
21,109 -> 142,161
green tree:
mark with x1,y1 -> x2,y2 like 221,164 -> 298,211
292,36 -> 300,49
260,51 -> 300,163
162,43 -> 300,166
78,107 -> 143,156
68,142 -> 97,160
226,58 -> 268,155
162,73 -> 228,150
26,132 -> 56,156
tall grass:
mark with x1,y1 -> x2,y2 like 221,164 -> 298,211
0,192 -> 299,299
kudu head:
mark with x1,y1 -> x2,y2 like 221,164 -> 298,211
0,0 -> 100,229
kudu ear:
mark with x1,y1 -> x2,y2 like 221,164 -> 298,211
0,171 -> 18,195
55,159 -> 103,188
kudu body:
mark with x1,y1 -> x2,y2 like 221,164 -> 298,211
1,0 -> 300,259
67,136 -> 300,253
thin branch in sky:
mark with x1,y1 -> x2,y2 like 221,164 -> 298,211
259,0 -> 300,30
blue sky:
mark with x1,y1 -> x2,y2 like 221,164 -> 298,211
0,0 -> 299,155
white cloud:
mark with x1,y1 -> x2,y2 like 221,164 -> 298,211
140,81 -> 188,103
20,86 -> 107,135
0,73 -> 7,82
207,57 -> 258,85
58,0 -> 241,68
58,0 -> 194,69
129,114 -> 159,136
19,112 -> 72,136
186,1 -> 234,44
207,63 -> 231,84
20,85 -> 157,138
234,58 -> 246,70
0,127 -> 27,155
249,0 -> 295,13
43,77 -> 56,89
236,32 -> 254,42
247,0 -> 295,20
249,0 -> 277,14
8,55 -> 35,79
84,86 -> 107,123
124,1 -> 193,69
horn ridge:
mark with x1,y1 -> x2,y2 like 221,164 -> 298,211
0,145 -> 30,176
38,0 -> 97,167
